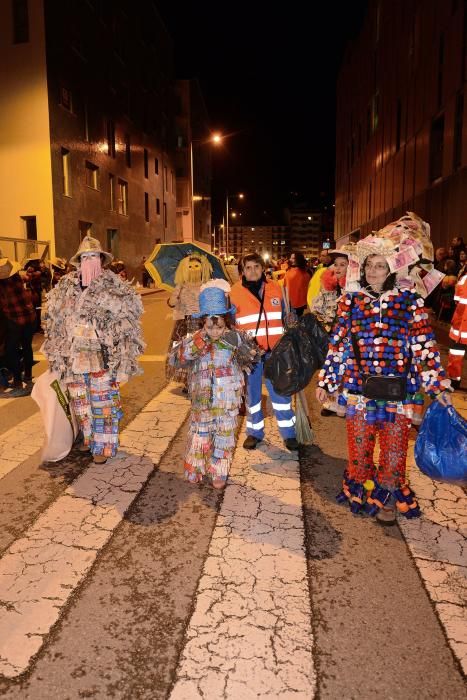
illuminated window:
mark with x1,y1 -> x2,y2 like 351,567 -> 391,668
117,179 -> 128,215
109,174 -> 115,210
85,161 -> 99,189
61,148 -> 71,196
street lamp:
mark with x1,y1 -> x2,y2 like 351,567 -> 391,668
226,192 -> 244,258
189,132 -> 223,245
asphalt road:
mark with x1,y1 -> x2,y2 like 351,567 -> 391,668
0,295 -> 465,699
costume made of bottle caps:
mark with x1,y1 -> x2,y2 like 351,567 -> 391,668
42,237 -> 144,459
318,214 -> 450,518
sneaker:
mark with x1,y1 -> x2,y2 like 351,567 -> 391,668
284,437 -> 299,451
243,435 -> 261,450
376,505 -> 396,526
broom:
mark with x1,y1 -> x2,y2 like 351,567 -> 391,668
282,287 -> 314,445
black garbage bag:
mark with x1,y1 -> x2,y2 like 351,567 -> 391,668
264,314 -> 329,396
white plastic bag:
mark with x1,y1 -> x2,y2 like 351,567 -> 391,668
31,370 -> 78,462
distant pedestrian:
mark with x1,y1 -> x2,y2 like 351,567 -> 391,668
284,252 -> 311,316
0,258 -> 36,397
169,282 -> 260,488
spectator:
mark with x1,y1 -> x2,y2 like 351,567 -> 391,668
50,257 -> 67,287
307,250 -> 332,308
0,258 -> 36,397
434,247 -> 448,271
457,249 -> 467,279
284,252 -> 311,316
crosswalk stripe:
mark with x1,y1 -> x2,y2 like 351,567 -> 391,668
170,417 -> 315,698
0,384 -> 190,678
0,414 -> 44,482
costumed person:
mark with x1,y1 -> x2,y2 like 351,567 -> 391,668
307,249 -> 331,309
166,253 -> 213,389
447,269 -> 467,389
309,248 -> 350,416
230,253 -> 299,451
316,213 -> 452,525
42,236 -> 144,464
50,257 -> 67,287
284,251 -> 311,316
169,280 -> 261,488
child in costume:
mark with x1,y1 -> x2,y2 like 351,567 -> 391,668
169,281 -> 260,488
42,236 -> 144,464
166,253 -> 213,386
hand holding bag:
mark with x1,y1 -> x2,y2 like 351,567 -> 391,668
414,401 -> 467,482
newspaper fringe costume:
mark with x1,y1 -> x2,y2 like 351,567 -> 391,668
43,269 -> 144,457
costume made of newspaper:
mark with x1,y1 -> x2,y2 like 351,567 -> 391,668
166,254 -> 213,384
318,213 -> 451,519
169,281 -> 261,484
43,236 -> 144,460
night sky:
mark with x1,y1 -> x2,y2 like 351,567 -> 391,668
156,1 -> 368,224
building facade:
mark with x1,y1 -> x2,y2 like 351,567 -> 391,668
335,0 -> 467,247
226,226 -> 289,261
174,79 -> 212,250
0,0 -> 177,274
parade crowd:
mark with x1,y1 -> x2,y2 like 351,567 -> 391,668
0,213 -> 465,527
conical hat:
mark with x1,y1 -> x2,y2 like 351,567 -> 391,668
0,258 -> 22,280
69,236 -> 113,267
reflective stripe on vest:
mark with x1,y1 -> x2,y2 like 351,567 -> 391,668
231,280 -> 284,350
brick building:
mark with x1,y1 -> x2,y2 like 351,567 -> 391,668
335,0 -> 467,247
0,0 -> 177,275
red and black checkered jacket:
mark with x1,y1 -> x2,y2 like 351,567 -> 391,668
0,273 -> 36,325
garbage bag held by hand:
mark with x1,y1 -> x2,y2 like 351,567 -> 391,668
264,323 -> 318,396
31,370 -> 79,462
299,313 -> 330,367
414,402 -> 467,482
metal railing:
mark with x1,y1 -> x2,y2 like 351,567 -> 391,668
0,237 -> 50,264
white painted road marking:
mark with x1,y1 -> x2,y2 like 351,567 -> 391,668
170,417 -> 316,699
0,384 -> 190,678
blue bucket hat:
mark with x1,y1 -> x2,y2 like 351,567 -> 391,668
192,286 -> 236,318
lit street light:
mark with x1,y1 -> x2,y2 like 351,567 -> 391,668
226,192 -> 244,258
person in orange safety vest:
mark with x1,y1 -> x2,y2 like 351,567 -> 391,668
447,272 -> 467,388
230,253 -> 298,451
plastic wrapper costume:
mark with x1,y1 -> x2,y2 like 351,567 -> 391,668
166,254 -> 213,384
43,263 -> 144,459
170,329 -> 260,483
318,213 -> 450,518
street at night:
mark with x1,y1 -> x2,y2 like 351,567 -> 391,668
1,0 -> 467,698
0,291 -> 465,698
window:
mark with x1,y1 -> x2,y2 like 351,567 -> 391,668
155,157 -> 159,175
106,119 -> 116,157
429,115 -> 444,182
144,148 -> 149,178
125,134 -> 131,167
156,197 -> 160,215
109,174 -> 115,210
453,91 -> 464,171
61,148 -> 71,196
12,0 -> 29,43
21,215 -> 36,240
395,98 -> 402,152
85,161 -> 99,189
164,165 -> 168,191
79,220 -> 92,239
107,229 -> 119,258
59,86 -> 73,112
144,192 -> 149,222
117,179 -> 128,215
163,202 -> 167,228
171,169 -> 175,193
